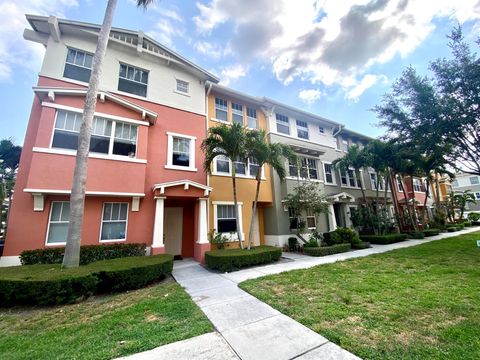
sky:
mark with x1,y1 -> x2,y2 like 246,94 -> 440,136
1,0 -> 479,145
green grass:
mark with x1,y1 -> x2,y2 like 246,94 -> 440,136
0,279 -> 212,360
240,233 -> 480,360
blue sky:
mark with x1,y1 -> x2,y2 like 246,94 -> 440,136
1,0 -> 479,145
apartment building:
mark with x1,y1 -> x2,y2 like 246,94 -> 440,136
1,15 -> 219,266
451,172 -> 480,213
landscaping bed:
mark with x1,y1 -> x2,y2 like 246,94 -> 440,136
0,280 -> 212,360
360,233 -> 408,244
303,243 -> 351,257
205,246 -> 282,272
0,255 -> 173,306
423,228 -> 441,237
240,232 -> 480,360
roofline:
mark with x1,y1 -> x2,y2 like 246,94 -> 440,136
25,14 -> 219,83
341,127 -> 375,141
206,81 -> 264,106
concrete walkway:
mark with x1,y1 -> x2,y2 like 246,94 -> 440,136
120,227 -> 480,360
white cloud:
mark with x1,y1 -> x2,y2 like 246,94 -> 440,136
0,1 -> 78,83
194,0 -> 480,100
219,63 -> 247,86
298,89 -> 323,104
194,41 -> 227,59
345,74 -> 385,101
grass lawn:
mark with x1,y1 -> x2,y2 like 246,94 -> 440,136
240,233 -> 480,360
0,279 -> 212,360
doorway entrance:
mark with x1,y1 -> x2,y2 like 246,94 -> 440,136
164,207 -> 183,256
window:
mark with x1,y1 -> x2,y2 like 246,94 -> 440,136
234,157 -> 247,175
288,207 -> 298,230
318,126 -> 325,134
289,159 -> 298,177
101,203 -> 128,241
176,79 -> 189,94
46,202 -> 70,244
247,107 -> 257,129
306,209 -> 316,229
413,178 -> 424,192
306,158 -> 318,179
215,98 -> 228,122
166,133 -> 196,170
296,120 -> 309,139
118,63 -> 148,97
249,158 -> 260,178
172,137 -> 190,167
215,156 -> 230,174
276,113 -> 290,135
348,169 -> 356,187
452,180 -> 459,187
323,163 -> 335,184
342,139 -> 349,151
289,157 -> 318,180
52,110 -> 138,157
216,205 -> 237,233
470,176 -> 479,185
475,192 -> 480,200
370,173 -> 385,190
397,177 -> 404,192
232,103 -> 243,125
340,169 -> 359,188
64,48 -> 93,82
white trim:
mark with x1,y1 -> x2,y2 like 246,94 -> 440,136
45,201 -> 69,246
212,155 -> 265,179
42,102 -> 150,126
174,89 -> 191,97
32,147 -> 147,164
24,188 -> 145,197
268,131 -> 337,150
212,202 -> 244,240
166,131 -> 197,140
212,201 -> 244,205
99,202 -> 129,242
164,165 -> 198,172
322,161 -> 337,186
210,117 -> 229,124
166,132 -> 197,172
153,180 -> 212,196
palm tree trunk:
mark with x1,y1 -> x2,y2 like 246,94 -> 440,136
247,172 -> 262,250
420,179 -> 431,225
63,0 -> 117,268
435,173 -> 441,209
401,175 -> 417,231
356,169 -> 367,205
410,176 -> 420,229
231,173 -> 244,249
390,172 -> 404,230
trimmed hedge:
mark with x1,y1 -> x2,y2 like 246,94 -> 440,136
303,243 -> 351,257
20,243 -> 147,265
360,233 -> 408,245
422,229 -> 440,237
446,226 -> 459,232
353,241 -> 371,249
205,246 -> 282,272
0,254 -> 173,307
409,232 -> 425,239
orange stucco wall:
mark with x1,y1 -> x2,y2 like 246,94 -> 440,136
206,92 -> 273,247
3,76 -> 208,257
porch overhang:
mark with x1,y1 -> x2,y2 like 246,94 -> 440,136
328,192 -> 355,203
152,180 -> 213,197
289,144 -> 325,157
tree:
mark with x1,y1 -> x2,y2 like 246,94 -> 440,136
201,123 -> 247,248
0,139 -> 22,238
455,190 -> 476,220
283,182 -> 329,243
63,0 -> 154,268
245,129 -> 297,250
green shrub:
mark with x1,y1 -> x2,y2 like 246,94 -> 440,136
467,212 -> 480,222
324,227 -> 360,246
409,232 -> 425,239
472,221 -> 480,226
20,243 -> 147,265
303,238 -> 319,248
0,255 -> 173,307
423,229 -> 440,237
288,237 -> 298,251
462,221 -> 472,227
456,224 -> 465,230
303,244 -> 351,257
446,226 -> 458,232
205,246 -> 282,272
209,230 -> 228,250
360,233 -> 408,244
352,241 -> 371,249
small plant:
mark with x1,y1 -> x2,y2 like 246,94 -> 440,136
209,230 -> 229,250
288,237 -> 298,251
467,212 -> 480,222
304,238 -> 319,248
328,227 -> 361,246
410,231 -> 425,239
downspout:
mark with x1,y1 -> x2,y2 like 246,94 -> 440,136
333,124 -> 345,137
205,81 -> 213,238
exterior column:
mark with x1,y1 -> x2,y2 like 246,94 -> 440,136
328,204 -> 337,231
197,198 -> 208,244
152,196 -> 166,255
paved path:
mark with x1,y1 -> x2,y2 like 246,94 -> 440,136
120,227 -> 480,360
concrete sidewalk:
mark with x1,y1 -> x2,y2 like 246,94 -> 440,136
119,227 -> 479,360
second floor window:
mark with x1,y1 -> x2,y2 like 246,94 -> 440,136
413,178 -> 424,192
323,163 -> 335,184
172,137 -> 190,167
276,113 -> 290,135
470,176 -> 479,185
215,155 -> 230,174
52,110 -> 137,157
296,120 -> 309,139
118,64 -> 148,97
370,173 -> 385,190
215,98 -> 228,122
176,79 -> 189,94
289,157 -> 318,180
340,169 -> 359,187
247,107 -> 257,129
64,48 -> 93,83
232,103 -> 243,125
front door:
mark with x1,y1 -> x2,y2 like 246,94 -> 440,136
164,207 -> 183,256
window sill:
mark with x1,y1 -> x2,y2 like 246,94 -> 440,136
212,172 -> 266,180
216,232 -> 245,241
173,89 -> 190,97
285,176 -> 324,183
45,242 -> 67,247
32,147 -> 147,164
100,239 -> 126,243
210,118 -> 229,124
324,182 -> 338,186
165,164 -> 198,172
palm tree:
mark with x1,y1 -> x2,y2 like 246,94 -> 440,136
455,190 -> 476,220
201,123 -> 247,248
245,130 -> 296,250
63,0 -> 154,268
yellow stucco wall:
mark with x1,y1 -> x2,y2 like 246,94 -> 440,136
207,91 -> 273,248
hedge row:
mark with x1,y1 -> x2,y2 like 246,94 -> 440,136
423,229 -> 441,237
19,243 -> 147,265
0,254 -> 173,307
205,246 -> 282,272
303,243 -> 351,257
360,233 -> 408,245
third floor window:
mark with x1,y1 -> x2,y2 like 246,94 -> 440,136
276,113 -> 290,135
64,48 -> 93,83
118,64 -> 148,97
296,120 -> 309,139
215,97 -> 228,122
232,103 -> 243,125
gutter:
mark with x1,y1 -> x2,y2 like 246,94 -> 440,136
333,124 -> 345,137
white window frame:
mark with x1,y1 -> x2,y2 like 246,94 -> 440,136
287,156 -> 319,181
413,178 -> 424,193
323,162 -> 336,185
305,209 -> 316,229
475,192 -> 480,200
340,168 -> 360,188
99,202 -> 129,242
45,201 -> 70,246
212,201 -> 244,240
276,113 -> 290,135
318,126 -> 325,134
231,102 -> 244,125
214,97 -> 228,123
165,132 -> 197,172
342,139 -> 349,152
246,107 -> 257,129
296,120 -> 309,139
470,176 -> 479,185
397,176 -> 404,192
213,156 -> 265,179
369,172 -> 385,191
452,179 -> 459,187
175,79 -> 189,95
63,47 -> 93,83
118,63 -> 149,97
